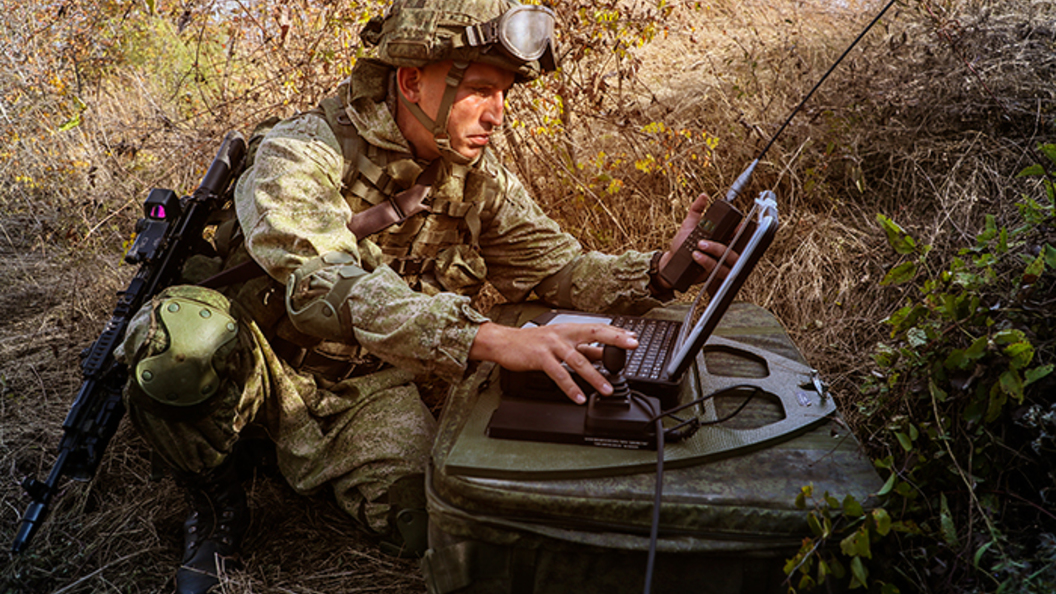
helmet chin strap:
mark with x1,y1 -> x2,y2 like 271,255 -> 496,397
399,61 -> 473,166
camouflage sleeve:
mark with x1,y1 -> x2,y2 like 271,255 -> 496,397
480,165 -> 666,316
235,114 -> 487,382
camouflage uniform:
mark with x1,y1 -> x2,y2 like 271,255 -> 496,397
118,57 -> 666,538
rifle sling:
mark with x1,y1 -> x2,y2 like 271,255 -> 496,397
199,160 -> 442,290
199,259 -> 267,289
347,159 -> 440,240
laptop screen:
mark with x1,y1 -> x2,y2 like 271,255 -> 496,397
665,192 -> 778,379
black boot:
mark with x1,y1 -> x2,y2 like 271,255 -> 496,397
378,473 -> 429,558
174,459 -> 249,594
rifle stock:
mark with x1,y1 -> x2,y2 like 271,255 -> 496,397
11,131 -> 247,554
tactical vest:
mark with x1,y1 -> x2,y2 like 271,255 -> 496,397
310,81 -> 505,297
202,79 -> 507,382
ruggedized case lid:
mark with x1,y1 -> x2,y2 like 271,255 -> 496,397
429,302 -> 883,546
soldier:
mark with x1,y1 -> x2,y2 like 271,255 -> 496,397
115,0 -> 733,592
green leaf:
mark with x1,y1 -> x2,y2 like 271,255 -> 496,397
808,512 -> 824,537
1039,142 -> 1056,167
1023,253 -> 1045,283
978,215 -> 998,242
940,494 -> 959,547
876,214 -> 916,255
1003,341 -> 1034,370
895,432 -> 913,452
1043,244 -> 1056,269
974,540 -> 996,569
825,493 -> 841,510
994,328 -> 1025,345
999,369 -> 1025,403
828,555 -> 847,579
895,480 -> 914,497
1017,163 -> 1046,178
841,526 -> 872,558
877,472 -> 896,496
881,261 -> 918,285
881,583 -> 902,594
885,305 -> 926,333
850,555 -> 869,589
873,343 -> 898,367
57,113 -> 82,132
872,508 -> 892,536
929,379 -> 948,402
818,557 -> 831,581
965,335 -> 989,359
907,327 -> 928,348
843,494 -> 865,518
986,384 -> 1007,423
1025,364 -> 1054,386
997,227 -> 1009,253
945,349 -> 970,370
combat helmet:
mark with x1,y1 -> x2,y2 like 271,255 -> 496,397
360,0 -> 558,163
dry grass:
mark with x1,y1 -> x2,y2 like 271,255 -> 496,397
2,0 -> 1054,592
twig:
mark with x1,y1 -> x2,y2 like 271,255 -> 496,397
51,549 -> 157,594
930,384 -> 1007,567
80,195 -> 139,244
982,489 -> 1056,523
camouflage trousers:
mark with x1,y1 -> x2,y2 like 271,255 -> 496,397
117,285 -> 437,535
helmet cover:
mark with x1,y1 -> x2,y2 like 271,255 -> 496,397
361,0 -> 557,82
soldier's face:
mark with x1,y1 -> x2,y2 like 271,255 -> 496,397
408,61 -> 515,160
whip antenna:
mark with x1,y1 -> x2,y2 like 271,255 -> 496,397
726,0 -> 900,202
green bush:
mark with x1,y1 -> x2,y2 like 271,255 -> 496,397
787,144 -> 1056,593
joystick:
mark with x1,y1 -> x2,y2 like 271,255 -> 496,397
597,344 -> 631,405
585,346 -> 661,442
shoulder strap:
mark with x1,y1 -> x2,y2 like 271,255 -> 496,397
312,85 -> 442,240
347,159 -> 441,239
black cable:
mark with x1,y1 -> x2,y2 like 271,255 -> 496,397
697,386 -> 762,428
644,416 -> 665,594
632,385 -> 762,594
645,384 -> 765,443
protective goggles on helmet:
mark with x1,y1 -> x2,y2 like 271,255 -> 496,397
462,4 -> 556,70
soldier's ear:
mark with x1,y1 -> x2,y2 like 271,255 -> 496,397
396,66 -> 425,103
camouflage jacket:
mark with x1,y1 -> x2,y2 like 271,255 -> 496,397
233,61 -> 664,384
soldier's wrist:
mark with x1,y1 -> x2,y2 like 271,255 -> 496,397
648,250 -> 675,300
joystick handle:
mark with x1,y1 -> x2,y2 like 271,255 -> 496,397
602,344 -> 627,375
599,345 -> 631,403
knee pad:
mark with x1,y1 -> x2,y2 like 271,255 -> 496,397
122,286 -> 241,419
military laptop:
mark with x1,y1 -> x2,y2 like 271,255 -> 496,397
496,191 -> 779,411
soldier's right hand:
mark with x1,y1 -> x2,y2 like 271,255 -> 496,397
468,321 -> 639,404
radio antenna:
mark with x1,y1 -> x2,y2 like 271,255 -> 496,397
725,0 -> 900,202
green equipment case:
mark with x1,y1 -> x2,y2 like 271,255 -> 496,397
422,302 -> 883,594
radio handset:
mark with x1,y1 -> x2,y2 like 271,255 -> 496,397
659,160 -> 758,292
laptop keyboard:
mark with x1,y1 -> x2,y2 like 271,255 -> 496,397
611,316 -> 681,380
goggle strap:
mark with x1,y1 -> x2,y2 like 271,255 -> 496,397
463,21 -> 499,48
